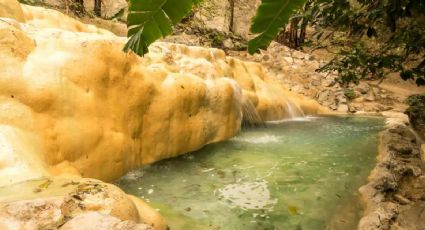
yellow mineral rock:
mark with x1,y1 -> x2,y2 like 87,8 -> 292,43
0,2 -> 325,185
0,0 -> 25,22
0,1 -> 328,229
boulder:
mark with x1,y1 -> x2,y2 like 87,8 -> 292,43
317,90 -> 329,103
0,178 -> 165,230
223,38 -> 235,50
356,82 -> 370,94
364,92 -> 376,101
337,104 -> 349,112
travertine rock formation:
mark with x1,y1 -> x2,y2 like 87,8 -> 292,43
0,2 -> 324,185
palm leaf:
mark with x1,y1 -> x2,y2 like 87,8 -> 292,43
124,0 -> 202,56
248,0 -> 307,54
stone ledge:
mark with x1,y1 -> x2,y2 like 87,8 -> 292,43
358,113 -> 425,229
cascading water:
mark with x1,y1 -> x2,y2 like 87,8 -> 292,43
285,99 -> 305,119
242,98 -> 265,127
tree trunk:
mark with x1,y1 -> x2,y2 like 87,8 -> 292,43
228,0 -> 235,32
299,18 -> 308,45
289,17 -> 300,49
94,0 -> 101,17
70,0 -> 85,16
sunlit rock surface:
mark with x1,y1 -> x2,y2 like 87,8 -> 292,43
0,2 -> 325,186
0,177 -> 162,229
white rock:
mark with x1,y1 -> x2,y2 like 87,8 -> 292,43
337,104 -> 349,112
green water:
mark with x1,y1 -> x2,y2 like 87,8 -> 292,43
116,116 -> 384,230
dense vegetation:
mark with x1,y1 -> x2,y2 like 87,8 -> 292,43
124,0 -> 424,87
406,94 -> 425,137
308,0 -> 425,86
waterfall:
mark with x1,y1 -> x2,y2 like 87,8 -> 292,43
285,99 -> 305,118
241,99 -> 265,128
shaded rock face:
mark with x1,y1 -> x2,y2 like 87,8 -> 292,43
358,114 -> 425,230
0,3 -> 324,185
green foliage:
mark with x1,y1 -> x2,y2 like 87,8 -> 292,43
248,0 -> 308,54
122,0 -> 424,87
312,0 -> 425,86
344,89 -> 356,100
406,94 -> 425,107
124,0 -> 202,56
405,94 -> 425,135
124,0 -> 307,56
210,32 -> 225,47
318,43 -> 403,85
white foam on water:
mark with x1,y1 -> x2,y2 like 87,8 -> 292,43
266,116 -> 319,124
233,134 -> 280,144
216,180 -> 277,211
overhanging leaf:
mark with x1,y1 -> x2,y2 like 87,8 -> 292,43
124,0 -> 202,56
248,0 -> 308,54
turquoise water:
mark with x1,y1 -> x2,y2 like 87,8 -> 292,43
116,116 -> 384,230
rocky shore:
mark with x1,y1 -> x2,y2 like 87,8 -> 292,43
0,177 -> 166,229
358,112 -> 425,230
